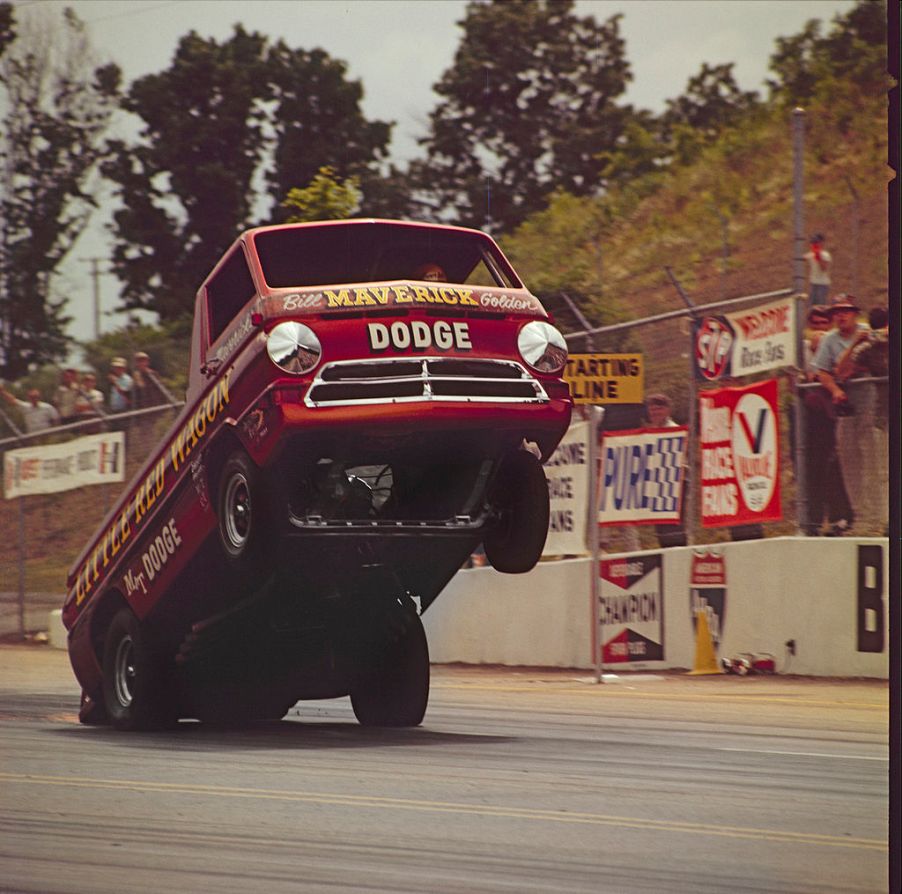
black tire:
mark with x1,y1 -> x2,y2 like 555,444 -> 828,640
483,450 -> 549,573
101,607 -> 176,731
351,609 -> 430,727
217,450 -> 269,568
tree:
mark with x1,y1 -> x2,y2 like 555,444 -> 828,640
412,0 -> 634,233
282,166 -> 361,222
659,63 -> 759,164
105,28 -> 400,323
767,0 -> 887,104
0,4 -> 120,379
103,26 -> 270,322
267,43 -> 397,219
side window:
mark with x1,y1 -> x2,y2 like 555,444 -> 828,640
207,248 -> 256,343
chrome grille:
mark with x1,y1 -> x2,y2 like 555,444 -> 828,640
306,357 -> 548,407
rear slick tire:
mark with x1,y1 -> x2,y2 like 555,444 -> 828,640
483,450 -> 550,574
101,607 -> 176,731
351,610 -> 429,728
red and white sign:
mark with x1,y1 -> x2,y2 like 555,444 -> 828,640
693,297 -> 797,381
599,553 -> 664,663
699,379 -> 782,527
3,432 -> 125,499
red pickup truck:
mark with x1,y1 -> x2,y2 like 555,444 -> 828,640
63,219 -> 572,729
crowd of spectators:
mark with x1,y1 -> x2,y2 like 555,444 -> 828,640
803,293 -> 889,536
0,351 -> 172,438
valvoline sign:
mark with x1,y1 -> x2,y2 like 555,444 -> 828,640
699,378 -> 782,527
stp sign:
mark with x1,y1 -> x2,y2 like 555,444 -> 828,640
694,317 -> 734,381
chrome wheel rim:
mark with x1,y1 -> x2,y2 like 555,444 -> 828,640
113,635 -> 135,707
224,472 -> 251,551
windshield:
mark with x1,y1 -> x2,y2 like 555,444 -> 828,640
253,223 -> 520,290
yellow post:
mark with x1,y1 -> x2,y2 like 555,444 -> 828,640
687,608 -> 724,675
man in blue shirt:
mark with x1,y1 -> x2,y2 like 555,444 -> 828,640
107,357 -> 133,414
811,297 -> 874,534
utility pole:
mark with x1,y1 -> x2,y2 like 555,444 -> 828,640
79,257 -> 108,340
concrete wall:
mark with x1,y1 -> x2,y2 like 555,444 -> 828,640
423,537 -> 890,678
49,536 -> 889,678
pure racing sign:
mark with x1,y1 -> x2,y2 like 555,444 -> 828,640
699,378 -> 782,527
3,432 -> 125,499
694,296 -> 797,381
564,353 -> 643,404
542,420 -> 589,556
598,427 -> 687,525
599,553 -> 665,663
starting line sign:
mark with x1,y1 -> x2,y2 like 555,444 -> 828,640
564,353 -> 644,404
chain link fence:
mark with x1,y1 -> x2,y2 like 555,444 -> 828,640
0,396 -> 182,637
561,286 -> 888,553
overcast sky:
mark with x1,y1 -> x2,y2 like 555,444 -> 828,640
16,0 -> 858,349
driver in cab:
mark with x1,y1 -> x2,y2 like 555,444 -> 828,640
413,262 -> 447,283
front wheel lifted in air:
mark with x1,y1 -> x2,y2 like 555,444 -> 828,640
483,450 -> 549,574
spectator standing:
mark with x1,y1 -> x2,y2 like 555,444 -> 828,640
643,393 -> 687,548
802,305 -> 833,380
74,372 -> 105,417
801,391 -> 854,537
835,305 -> 888,381
132,351 -> 169,409
54,367 -> 80,424
803,233 -> 832,308
107,357 -> 134,413
0,384 -> 61,433
834,305 -> 889,532
812,297 -> 871,533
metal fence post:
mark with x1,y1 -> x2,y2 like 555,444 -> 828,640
17,497 -> 26,637
589,405 -> 604,683
664,267 -> 698,546
792,108 -> 806,297
792,107 -> 809,534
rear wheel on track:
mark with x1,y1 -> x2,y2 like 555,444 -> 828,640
102,607 -> 176,731
351,608 -> 429,728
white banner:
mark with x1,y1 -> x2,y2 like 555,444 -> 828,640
3,432 -> 125,499
543,420 -> 590,556
727,296 -> 796,377
694,296 -> 797,381
598,427 -> 688,525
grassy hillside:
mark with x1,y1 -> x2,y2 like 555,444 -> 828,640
505,82 -> 889,327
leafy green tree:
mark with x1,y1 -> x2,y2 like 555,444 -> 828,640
659,63 -> 760,164
267,43 -> 397,219
103,26 -> 270,322
0,4 -> 120,379
412,0 -> 634,233
282,166 -> 361,222
767,0 -> 887,103
105,28 -> 398,324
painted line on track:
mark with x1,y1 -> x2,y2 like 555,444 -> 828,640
0,772 -> 885,852
717,747 -> 888,761
431,683 -> 886,710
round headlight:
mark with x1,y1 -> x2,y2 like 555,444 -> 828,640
517,321 -> 568,374
266,321 -> 322,374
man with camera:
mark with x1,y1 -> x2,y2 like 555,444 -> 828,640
809,296 -> 872,534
